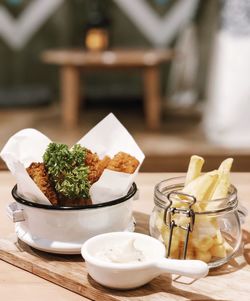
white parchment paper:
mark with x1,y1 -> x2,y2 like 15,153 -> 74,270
0,113 -> 145,205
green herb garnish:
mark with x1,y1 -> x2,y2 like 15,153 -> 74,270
43,143 -> 90,199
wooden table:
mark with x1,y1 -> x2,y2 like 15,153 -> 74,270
41,49 -> 174,130
1,171 -> 250,300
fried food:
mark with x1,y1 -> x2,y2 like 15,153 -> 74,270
27,146 -> 139,206
85,150 -> 111,184
185,155 -> 204,186
107,152 -> 139,174
27,162 -> 93,206
158,156 -> 234,263
26,162 -> 59,206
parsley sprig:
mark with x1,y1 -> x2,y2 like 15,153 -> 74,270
43,143 -> 90,199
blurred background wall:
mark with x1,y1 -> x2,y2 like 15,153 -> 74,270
0,0 -> 217,106
0,0 -> 249,172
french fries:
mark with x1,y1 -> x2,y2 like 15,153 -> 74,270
211,158 -> 233,200
183,171 -> 219,204
158,156 -> 234,264
185,155 -> 204,186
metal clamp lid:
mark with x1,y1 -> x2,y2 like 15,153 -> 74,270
164,191 -> 196,259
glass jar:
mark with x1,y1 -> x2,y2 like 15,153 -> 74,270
150,176 -> 245,268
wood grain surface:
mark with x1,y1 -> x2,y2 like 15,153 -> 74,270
1,172 -> 250,300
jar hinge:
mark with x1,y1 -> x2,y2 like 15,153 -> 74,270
164,191 -> 196,259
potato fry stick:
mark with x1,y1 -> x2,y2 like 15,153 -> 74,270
211,158 -> 233,201
204,160 -> 233,252
185,155 -> 205,186
202,170 -> 221,201
195,249 -> 212,263
218,158 -> 233,174
212,173 -> 230,200
214,229 -> 224,245
183,171 -> 219,202
210,244 -> 227,258
223,241 -> 234,253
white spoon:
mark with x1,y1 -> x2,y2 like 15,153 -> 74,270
81,232 -> 208,290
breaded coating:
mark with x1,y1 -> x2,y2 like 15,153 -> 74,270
85,150 -> 111,184
26,149 -> 139,207
26,162 -> 59,205
99,155 -> 111,174
107,152 -> 139,174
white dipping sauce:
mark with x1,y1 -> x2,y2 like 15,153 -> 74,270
95,238 -> 154,264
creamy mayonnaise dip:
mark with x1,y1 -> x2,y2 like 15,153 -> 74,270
95,239 -> 146,263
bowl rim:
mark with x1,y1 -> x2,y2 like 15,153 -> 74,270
11,183 -> 137,211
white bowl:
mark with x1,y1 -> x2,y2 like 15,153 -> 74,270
81,232 -> 209,290
7,184 -> 137,254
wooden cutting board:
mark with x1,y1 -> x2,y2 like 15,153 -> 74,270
0,212 -> 250,301
0,211 -> 163,300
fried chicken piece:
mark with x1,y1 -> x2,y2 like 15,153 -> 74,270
99,155 -> 111,174
26,150 -> 139,207
107,152 -> 139,174
26,162 -> 59,205
85,150 -> 111,184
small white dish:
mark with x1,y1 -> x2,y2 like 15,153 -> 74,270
81,232 -> 209,290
